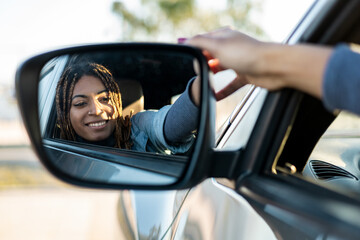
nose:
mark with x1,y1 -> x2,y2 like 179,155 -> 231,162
88,99 -> 103,115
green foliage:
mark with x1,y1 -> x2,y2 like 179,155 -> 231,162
112,1 -> 157,34
158,0 -> 195,24
112,0 -> 265,41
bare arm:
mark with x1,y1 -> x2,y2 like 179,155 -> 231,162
255,43 -> 333,99
186,27 -> 333,100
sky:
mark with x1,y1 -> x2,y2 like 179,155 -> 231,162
0,0 -> 313,145
0,0 -> 314,86
0,0 -> 121,85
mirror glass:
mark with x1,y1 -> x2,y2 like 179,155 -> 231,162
37,48 -> 201,186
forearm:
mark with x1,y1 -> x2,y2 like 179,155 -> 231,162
190,76 -> 201,106
254,43 -> 333,98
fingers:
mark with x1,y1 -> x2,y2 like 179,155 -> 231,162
185,27 -> 232,54
208,58 -> 224,74
185,27 -> 234,51
193,26 -> 233,38
198,49 -> 226,74
186,27 -> 254,100
186,36 -> 220,58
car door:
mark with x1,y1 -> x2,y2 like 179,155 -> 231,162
126,1 -> 343,238
161,1 -> 360,239
219,1 -> 360,239
14,1 -> 360,239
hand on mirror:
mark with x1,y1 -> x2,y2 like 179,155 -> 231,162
186,27 -> 261,101
186,27 -> 333,100
186,27 -> 263,75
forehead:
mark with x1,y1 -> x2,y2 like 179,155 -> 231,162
72,75 -> 106,96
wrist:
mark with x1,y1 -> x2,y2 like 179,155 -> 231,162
252,42 -> 283,76
259,43 -> 332,97
190,77 -> 200,106
284,44 -> 333,97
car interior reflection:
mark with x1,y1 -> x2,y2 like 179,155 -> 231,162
38,50 -> 200,185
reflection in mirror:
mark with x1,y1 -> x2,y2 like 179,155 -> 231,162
38,49 -> 200,185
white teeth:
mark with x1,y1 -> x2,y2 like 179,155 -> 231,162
88,121 -> 106,127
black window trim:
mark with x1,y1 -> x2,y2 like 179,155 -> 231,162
43,138 -> 188,178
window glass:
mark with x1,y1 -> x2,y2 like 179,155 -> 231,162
38,56 -> 68,136
303,111 -> 360,194
214,0 -> 314,147
213,69 -> 254,135
321,111 -> 360,135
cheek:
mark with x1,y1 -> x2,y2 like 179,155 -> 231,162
108,119 -> 117,131
70,108 -> 85,130
104,105 -> 117,118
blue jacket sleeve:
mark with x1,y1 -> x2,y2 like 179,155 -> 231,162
323,44 -> 360,115
131,106 -> 196,154
130,77 -> 199,154
163,77 -> 199,144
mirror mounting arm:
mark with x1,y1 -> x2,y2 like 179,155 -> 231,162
209,150 -> 243,179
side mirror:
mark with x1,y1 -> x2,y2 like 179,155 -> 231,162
16,43 -> 216,189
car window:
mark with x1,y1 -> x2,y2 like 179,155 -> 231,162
40,51 -> 198,158
38,55 -> 68,137
213,69 -> 255,139
212,0 -> 315,147
303,111 -> 360,194
216,86 -> 268,150
215,84 -> 254,139
269,91 -> 360,198
38,52 -> 196,185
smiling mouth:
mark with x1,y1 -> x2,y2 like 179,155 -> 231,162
87,120 -> 108,128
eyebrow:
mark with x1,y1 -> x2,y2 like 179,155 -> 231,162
72,89 -> 108,100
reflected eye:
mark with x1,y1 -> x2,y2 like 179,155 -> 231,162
99,96 -> 110,103
73,101 -> 86,107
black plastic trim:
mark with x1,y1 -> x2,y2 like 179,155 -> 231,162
44,138 -> 187,177
209,150 -> 243,178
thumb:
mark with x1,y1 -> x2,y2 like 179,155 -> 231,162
215,75 -> 249,101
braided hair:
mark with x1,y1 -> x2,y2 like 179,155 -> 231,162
55,62 -> 132,149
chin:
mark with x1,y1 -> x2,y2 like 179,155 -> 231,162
90,135 -> 109,141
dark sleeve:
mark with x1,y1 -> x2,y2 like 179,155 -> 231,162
323,44 -> 360,115
164,77 -> 199,144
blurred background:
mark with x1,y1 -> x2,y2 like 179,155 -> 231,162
0,0 -> 313,239
0,0 -> 313,144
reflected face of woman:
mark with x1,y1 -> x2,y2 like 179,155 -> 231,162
70,75 -> 117,142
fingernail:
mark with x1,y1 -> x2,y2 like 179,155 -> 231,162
208,59 -> 221,73
177,38 -> 187,44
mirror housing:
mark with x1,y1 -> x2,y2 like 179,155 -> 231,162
16,43 -> 219,190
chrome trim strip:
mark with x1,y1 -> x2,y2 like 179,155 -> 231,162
287,0 -> 334,44
216,87 -> 267,150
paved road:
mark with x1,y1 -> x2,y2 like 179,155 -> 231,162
0,188 -> 124,240
0,146 -> 125,240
